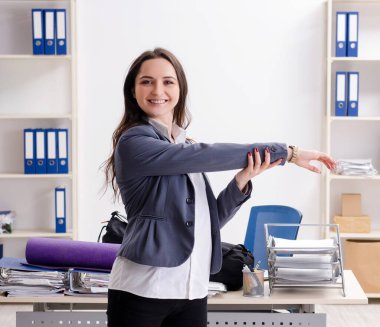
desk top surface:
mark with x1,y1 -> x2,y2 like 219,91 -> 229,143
0,270 -> 367,305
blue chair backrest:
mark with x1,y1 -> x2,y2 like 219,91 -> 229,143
244,205 -> 302,270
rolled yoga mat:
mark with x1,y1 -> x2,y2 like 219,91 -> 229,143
25,238 -> 120,270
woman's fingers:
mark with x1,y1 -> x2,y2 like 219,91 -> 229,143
247,151 -> 254,171
263,147 -> 270,168
253,148 -> 261,173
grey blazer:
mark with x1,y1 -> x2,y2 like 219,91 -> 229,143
115,122 -> 287,274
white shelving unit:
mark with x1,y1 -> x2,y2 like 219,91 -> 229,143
324,0 -> 380,297
0,0 -> 77,257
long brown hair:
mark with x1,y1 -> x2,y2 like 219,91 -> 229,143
103,48 -> 191,199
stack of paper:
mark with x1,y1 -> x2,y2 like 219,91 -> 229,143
271,237 -> 337,254
208,281 -> 227,297
274,268 -> 336,283
67,269 -> 109,296
272,255 -> 337,269
333,159 -> 378,176
0,257 -> 66,297
268,237 -> 341,285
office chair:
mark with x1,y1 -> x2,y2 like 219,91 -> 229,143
244,205 -> 303,270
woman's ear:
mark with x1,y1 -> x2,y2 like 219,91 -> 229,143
131,89 -> 136,98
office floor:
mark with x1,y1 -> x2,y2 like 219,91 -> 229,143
1,302 -> 380,327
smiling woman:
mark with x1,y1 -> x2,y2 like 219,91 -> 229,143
102,48 -> 335,327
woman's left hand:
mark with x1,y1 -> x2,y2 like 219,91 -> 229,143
235,147 -> 282,192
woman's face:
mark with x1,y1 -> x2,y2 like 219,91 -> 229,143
134,58 -> 180,126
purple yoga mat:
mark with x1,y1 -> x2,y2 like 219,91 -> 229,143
25,238 -> 120,270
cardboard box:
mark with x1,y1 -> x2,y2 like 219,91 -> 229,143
341,193 -> 362,217
333,215 -> 371,233
344,239 -> 380,293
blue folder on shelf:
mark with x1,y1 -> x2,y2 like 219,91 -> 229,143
24,128 -> 36,174
348,72 -> 359,116
32,9 -> 44,55
335,72 -> 347,116
336,12 -> 347,57
347,12 -> 359,57
57,128 -> 69,174
55,9 -> 67,55
44,9 -> 56,55
46,128 -> 58,174
35,129 -> 46,174
55,186 -> 66,233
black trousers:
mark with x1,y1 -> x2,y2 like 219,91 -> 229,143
107,289 -> 208,327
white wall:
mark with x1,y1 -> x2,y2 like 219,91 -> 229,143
76,0 -> 326,243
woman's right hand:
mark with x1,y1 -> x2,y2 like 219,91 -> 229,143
235,147 -> 282,192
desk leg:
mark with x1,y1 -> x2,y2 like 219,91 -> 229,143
33,303 -> 47,312
300,304 -> 315,313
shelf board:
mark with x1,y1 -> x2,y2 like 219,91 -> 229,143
0,230 -> 73,239
0,113 -> 72,120
339,231 -> 380,239
0,54 -> 72,60
328,174 -> 380,180
330,116 -> 380,122
332,0 -> 380,3
366,293 -> 380,298
0,173 -> 72,179
330,57 -> 380,62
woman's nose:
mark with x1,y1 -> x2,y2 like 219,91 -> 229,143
152,82 -> 164,95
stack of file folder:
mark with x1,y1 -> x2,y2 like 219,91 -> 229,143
0,257 -> 67,297
336,12 -> 359,57
265,224 -> 346,296
67,268 -> 109,296
333,159 -> 378,176
32,9 -> 67,55
335,71 -> 359,117
24,128 -> 69,174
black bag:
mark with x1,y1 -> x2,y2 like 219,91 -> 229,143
97,211 -> 128,244
210,242 -> 254,291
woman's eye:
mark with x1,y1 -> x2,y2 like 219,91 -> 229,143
141,80 -> 151,85
164,80 -> 174,85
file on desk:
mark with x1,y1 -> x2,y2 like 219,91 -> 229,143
68,268 -> 109,295
0,257 -> 66,297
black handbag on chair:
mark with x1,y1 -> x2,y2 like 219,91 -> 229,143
97,211 -> 128,244
210,242 -> 254,291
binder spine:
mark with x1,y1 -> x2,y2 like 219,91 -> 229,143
46,129 -> 58,174
24,129 -> 36,174
347,12 -> 359,57
35,129 -> 47,174
44,9 -> 56,55
57,128 -> 69,174
32,9 -> 45,55
336,12 -> 347,57
335,72 -> 347,116
347,72 -> 359,116
55,9 -> 67,55
55,186 -> 66,233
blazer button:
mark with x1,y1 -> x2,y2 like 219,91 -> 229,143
186,198 -> 194,204
185,221 -> 193,227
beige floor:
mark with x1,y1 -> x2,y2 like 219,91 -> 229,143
1,301 -> 380,327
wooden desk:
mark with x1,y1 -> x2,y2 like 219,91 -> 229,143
1,271 -> 368,327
